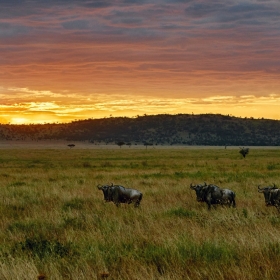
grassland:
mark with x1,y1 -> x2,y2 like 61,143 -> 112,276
0,147 -> 280,279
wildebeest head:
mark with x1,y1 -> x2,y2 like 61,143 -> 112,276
258,184 -> 277,206
190,182 -> 207,202
97,183 -> 114,202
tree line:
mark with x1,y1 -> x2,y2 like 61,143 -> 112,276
1,114 -> 280,146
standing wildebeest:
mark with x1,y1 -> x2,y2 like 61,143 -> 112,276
258,184 -> 280,212
97,183 -> 143,207
190,182 -> 236,210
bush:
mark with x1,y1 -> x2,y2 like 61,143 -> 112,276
166,207 -> 197,218
13,237 -> 79,259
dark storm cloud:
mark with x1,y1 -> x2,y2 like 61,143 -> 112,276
185,1 -> 280,26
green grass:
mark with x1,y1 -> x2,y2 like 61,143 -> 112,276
0,147 -> 280,279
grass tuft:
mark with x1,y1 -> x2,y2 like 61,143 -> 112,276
12,237 -> 78,259
166,207 -> 197,218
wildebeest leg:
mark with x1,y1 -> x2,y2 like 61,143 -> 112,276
224,199 -> 230,208
134,199 -> 141,207
220,199 -> 227,208
134,193 -> 142,207
275,204 -> 280,213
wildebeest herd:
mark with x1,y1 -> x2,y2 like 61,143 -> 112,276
97,182 -> 280,213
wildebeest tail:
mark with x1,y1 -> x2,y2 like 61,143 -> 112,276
139,192 -> 143,202
232,192 -> 236,207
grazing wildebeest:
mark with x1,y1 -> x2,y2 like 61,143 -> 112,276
190,182 -> 236,210
239,147 -> 249,158
97,183 -> 143,207
258,184 -> 280,212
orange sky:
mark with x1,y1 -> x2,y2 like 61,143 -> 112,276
1,1 -> 280,124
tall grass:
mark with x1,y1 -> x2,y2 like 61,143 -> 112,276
0,147 -> 280,279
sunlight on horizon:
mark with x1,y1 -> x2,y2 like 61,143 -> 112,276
1,93 -> 280,125
10,118 -> 28,125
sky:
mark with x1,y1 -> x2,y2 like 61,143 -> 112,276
1,0 -> 280,124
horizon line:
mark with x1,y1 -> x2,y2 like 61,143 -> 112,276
0,113 -> 278,126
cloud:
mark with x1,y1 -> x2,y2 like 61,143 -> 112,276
185,0 -> 280,20
7,87 -> 67,99
0,22 -> 29,38
61,20 -> 90,30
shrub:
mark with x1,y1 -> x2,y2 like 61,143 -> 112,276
62,198 -> 84,211
166,207 -> 197,218
12,237 -> 78,259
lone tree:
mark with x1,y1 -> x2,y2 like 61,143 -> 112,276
143,142 -> 154,149
239,147 -> 249,158
116,141 -> 125,148
68,144 -> 75,148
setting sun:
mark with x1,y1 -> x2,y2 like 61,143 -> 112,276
10,118 -> 28,125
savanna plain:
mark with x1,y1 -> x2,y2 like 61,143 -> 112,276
0,145 -> 280,280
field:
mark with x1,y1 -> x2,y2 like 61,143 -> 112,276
0,145 -> 280,279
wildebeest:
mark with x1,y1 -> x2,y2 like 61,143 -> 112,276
258,184 -> 280,212
97,183 -> 143,207
190,182 -> 236,210
239,147 -> 249,158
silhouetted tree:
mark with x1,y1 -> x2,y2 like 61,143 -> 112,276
144,142 -> 154,149
239,147 -> 249,158
116,141 -> 125,148
68,144 -> 75,148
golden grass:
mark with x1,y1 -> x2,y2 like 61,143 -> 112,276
0,147 -> 280,279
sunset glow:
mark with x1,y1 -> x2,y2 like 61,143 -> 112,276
1,1 -> 280,124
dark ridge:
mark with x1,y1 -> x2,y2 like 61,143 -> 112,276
1,114 -> 280,146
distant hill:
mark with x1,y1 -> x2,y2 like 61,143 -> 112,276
1,114 -> 280,146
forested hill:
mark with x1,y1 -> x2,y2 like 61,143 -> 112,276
1,114 -> 280,146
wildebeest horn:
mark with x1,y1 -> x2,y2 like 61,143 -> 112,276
110,182 -> 114,187
97,184 -> 102,190
190,183 -> 194,189
273,183 -> 277,188
258,185 -> 264,192
204,182 -> 207,186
